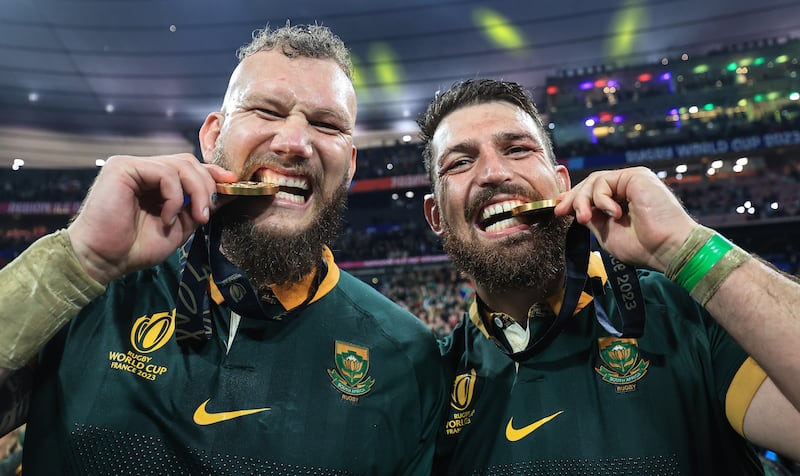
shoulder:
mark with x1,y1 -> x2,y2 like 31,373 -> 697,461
334,272 -> 424,326
332,271 -> 440,350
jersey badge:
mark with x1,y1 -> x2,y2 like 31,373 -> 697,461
328,341 -> 375,400
444,369 -> 477,436
595,337 -> 649,393
108,310 -> 174,382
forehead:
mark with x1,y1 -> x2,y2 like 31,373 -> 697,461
225,50 -> 356,120
431,101 -> 543,155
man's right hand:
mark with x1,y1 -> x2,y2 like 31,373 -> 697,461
67,154 -> 238,284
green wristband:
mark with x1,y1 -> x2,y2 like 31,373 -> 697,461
673,233 -> 734,294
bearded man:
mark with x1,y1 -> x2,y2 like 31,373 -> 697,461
0,24 -> 446,475
419,79 -> 800,475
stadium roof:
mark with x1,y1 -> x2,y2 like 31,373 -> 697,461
2,0 -> 800,167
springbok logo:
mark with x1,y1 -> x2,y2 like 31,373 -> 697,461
450,369 -> 477,411
328,341 -> 375,397
130,310 -> 176,354
595,337 -> 649,389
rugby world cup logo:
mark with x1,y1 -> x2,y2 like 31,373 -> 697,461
130,310 -> 176,354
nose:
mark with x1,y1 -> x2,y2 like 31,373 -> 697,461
478,149 -> 512,186
270,114 -> 313,160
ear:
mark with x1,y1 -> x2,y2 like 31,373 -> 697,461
347,145 -> 357,183
198,112 -> 223,163
555,164 -> 571,192
423,193 -> 444,236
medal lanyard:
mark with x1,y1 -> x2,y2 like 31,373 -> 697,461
174,220 -> 325,344
504,222 -> 646,362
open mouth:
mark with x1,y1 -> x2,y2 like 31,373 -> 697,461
479,199 -> 525,233
251,169 -> 311,204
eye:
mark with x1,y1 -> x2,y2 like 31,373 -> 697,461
506,145 -> 531,155
309,120 -> 343,133
255,108 -> 283,119
439,157 -> 473,176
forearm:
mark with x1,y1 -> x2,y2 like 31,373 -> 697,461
0,229 -> 106,370
705,257 -> 800,411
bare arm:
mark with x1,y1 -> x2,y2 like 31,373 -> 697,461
706,258 -> 800,410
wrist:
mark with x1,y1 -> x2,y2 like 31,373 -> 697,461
67,226 -> 119,285
665,226 -> 751,306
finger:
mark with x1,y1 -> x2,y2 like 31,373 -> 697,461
166,155 -> 220,225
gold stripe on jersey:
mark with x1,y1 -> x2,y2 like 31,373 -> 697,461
208,245 -> 340,309
725,356 -> 768,436
470,252 -> 609,338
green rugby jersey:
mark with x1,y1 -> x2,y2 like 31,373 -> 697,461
436,257 -> 766,476
24,248 -> 446,475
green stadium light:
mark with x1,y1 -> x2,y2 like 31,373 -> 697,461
605,0 -> 647,58
790,92 -> 800,101
692,64 -> 709,74
776,55 -> 789,64
753,57 -> 766,66
350,54 -> 367,97
368,43 -> 403,95
472,8 -> 527,52
726,62 -> 738,72
753,94 -> 765,103
703,103 -> 714,111
766,91 -> 780,101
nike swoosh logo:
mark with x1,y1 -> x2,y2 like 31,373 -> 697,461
193,398 -> 271,426
505,410 -> 564,442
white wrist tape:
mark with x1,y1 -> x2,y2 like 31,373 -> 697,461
0,229 -> 106,369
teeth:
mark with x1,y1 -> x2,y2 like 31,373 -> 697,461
252,170 -> 309,190
485,216 -> 521,233
275,191 -> 305,203
481,200 -> 524,221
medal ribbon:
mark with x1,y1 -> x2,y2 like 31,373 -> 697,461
174,219 -> 324,343
500,222 -> 646,361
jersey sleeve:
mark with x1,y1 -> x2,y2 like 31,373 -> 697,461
700,279 -> 767,437
725,357 -> 768,436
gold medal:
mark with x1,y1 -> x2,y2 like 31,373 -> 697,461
215,181 -> 278,196
511,199 -> 559,217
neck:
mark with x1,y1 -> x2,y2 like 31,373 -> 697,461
474,269 -> 565,328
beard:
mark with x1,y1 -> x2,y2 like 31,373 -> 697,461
212,146 -> 349,291
439,185 -> 572,295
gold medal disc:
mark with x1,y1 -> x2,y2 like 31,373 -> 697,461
511,199 -> 559,217
215,181 -> 278,196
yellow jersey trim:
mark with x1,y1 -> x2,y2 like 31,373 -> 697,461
469,252 -> 608,338
725,356 -> 768,437
209,245 -> 340,310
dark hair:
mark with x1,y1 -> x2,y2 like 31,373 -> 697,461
417,79 -> 555,185
237,23 -> 352,81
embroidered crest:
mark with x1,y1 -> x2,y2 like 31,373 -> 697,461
595,337 -> 649,392
328,341 -> 375,398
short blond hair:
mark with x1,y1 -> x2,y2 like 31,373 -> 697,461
237,23 -> 353,81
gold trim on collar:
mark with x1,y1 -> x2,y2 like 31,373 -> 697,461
209,246 -> 340,310
469,252 -> 608,339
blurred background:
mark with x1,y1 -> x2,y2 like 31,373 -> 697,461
1,0 -> 799,472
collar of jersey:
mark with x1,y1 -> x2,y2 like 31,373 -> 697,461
208,245 -> 340,311
469,251 -> 608,339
